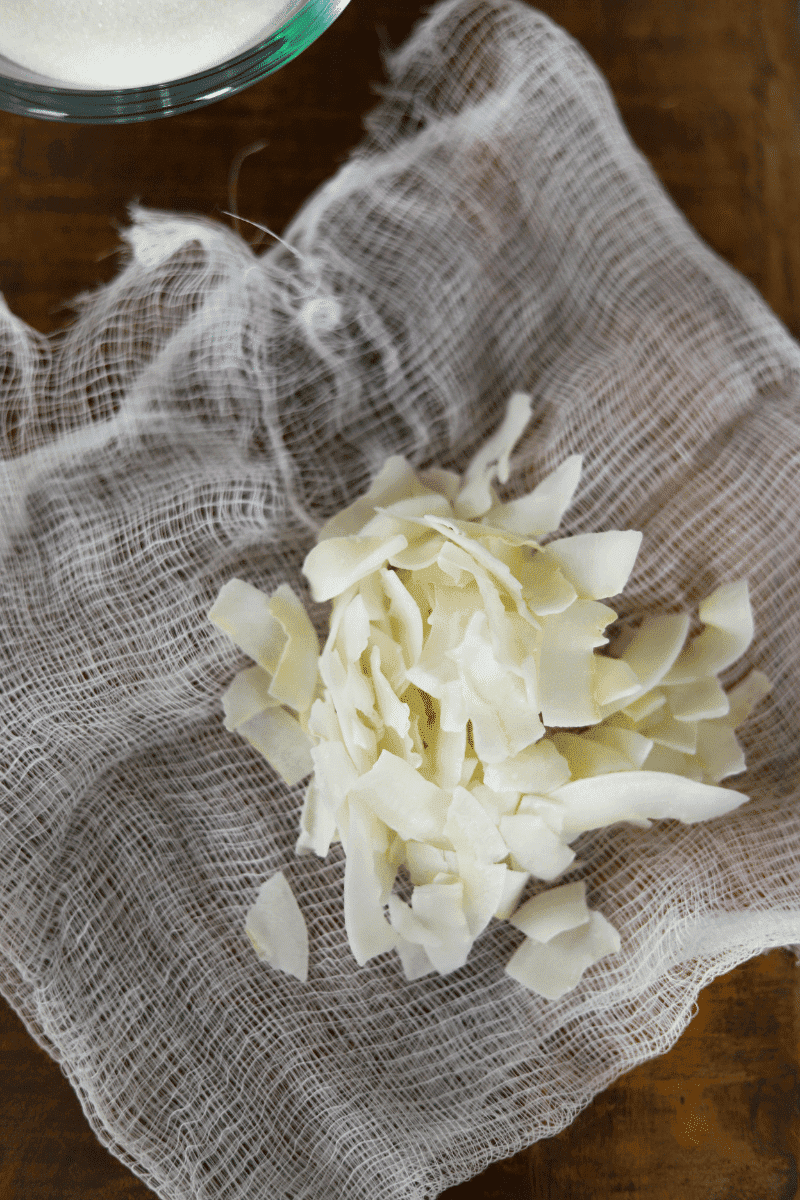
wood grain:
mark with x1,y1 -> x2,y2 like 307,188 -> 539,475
446,948 -> 800,1198
1,0 -> 799,1196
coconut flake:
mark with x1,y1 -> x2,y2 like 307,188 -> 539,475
295,780 -> 339,857
515,794 -> 566,835
455,393 -> 533,519
316,456 -> 427,541
303,534 -> 408,602
593,654 -> 642,706
509,879 -> 590,941
550,730 -> 634,778
622,689 -> 667,723
665,675 -> 730,722
444,785 -> 509,862
221,664 -> 280,731
430,722 -> 468,791
543,530 -> 642,601
517,553 -> 577,615
381,567 -> 424,667
485,455 -> 583,537
499,812 -> 576,879
340,800 -> 399,965
483,739 -> 571,795
395,937 -> 437,981
267,583 -> 321,714
582,723 -> 654,769
209,578 -> 286,671
348,749 -> 449,842
694,721 -> 747,782
538,600 -> 616,727
246,872 -> 309,982
552,769 -> 749,837
505,910 -> 620,1000
309,739 -> 359,813
238,706 -> 315,786
638,711 -> 698,754
642,743 -> 705,782
389,534 -> 444,571
470,782 -> 522,824
411,879 -> 472,974
723,669 -> 772,728
664,580 -> 754,684
494,868 -> 531,918
457,852 -> 509,938
387,894 -> 443,948
406,841 -> 453,886
338,592 -> 372,665
617,611 -> 691,695
370,644 -> 419,766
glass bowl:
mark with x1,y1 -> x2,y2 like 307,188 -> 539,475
0,0 -> 350,124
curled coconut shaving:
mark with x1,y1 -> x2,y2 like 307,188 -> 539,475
210,393 -> 771,998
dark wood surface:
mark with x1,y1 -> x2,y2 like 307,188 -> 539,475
1,0 -> 799,1196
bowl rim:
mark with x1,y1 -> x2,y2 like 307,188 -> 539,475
0,0 -> 350,123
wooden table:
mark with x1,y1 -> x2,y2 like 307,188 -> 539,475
1,1 -> 799,1195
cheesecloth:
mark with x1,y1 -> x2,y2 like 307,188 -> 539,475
1,1 -> 798,1197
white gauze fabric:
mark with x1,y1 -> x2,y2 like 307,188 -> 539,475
1,1 -> 799,1197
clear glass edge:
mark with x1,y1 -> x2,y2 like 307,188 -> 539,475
0,0 -> 349,123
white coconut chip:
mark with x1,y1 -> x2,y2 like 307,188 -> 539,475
484,455 -> 583,537
316,455 -> 427,541
454,392 -> 533,519
295,780 -> 339,858
405,841 -> 453,886
494,868 -> 531,919
549,730 -> 634,779
303,534 -> 409,602
665,675 -> 730,722
444,785 -> 509,863
411,879 -> 473,974
617,611 -> 691,695
348,750 -> 449,842
592,654 -> 642,706
266,583 -> 321,714
417,466 -> 462,503
498,812 -> 576,879
509,879 -> 590,941
580,724 -> 654,769
723,669 -> 772,727
542,530 -> 643,601
537,600 -> 617,727
209,577 -> 287,671
482,740 -> 571,795
552,770 -> 749,837
238,706 -> 315,787
505,911 -> 621,1000
517,553 -> 577,615
340,800 -> 399,966
245,872 -> 309,983
338,592 -> 372,664
663,580 -> 754,685
221,665 -> 280,732
394,938 -> 437,981
694,722 -> 747,782
638,712 -> 698,755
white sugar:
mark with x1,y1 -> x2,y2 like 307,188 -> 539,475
0,0 -> 294,89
